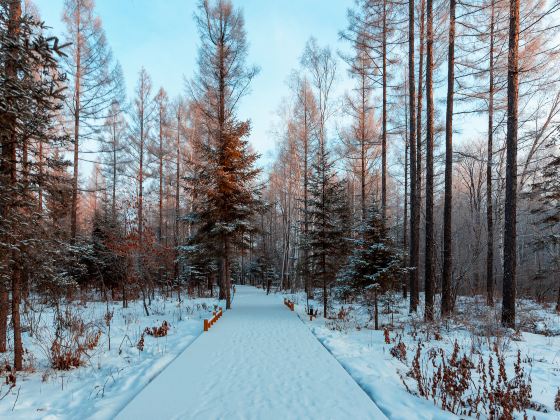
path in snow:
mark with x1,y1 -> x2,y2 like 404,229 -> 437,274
116,285 -> 386,420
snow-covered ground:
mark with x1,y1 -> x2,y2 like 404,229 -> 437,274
0,293 -> 219,419
117,285 -> 385,419
2,286 -> 559,419
284,291 -> 560,419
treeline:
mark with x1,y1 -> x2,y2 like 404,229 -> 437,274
262,0 -> 560,327
0,0 -> 263,372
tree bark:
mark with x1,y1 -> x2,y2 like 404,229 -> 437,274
408,0 -> 419,312
402,68 -> 409,299
486,0 -> 496,306
442,0 -> 456,317
0,291 -> 7,352
381,0 -> 388,223
502,0 -> 520,329
416,0 -> 425,231
424,0 -> 435,322
174,108 -> 181,294
71,5 -> 81,239
1,0 -> 23,369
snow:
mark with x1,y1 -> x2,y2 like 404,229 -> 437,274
116,285 -> 386,419
287,292 -> 560,419
3,286 -> 559,419
0,294 -> 219,419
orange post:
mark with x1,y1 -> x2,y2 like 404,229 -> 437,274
204,319 -> 209,331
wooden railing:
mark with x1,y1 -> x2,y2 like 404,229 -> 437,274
283,298 -> 294,311
203,307 -> 223,332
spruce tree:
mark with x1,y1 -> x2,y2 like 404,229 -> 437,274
338,200 -> 404,329
306,145 -> 347,318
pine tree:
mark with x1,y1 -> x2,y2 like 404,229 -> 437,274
0,0 -> 69,368
338,200 -> 404,329
306,146 -> 348,318
529,138 -> 560,312
189,0 -> 260,309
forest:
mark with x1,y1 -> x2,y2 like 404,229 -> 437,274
1,0 -> 560,418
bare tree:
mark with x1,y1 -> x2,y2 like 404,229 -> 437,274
408,0 -> 420,312
502,0 -> 520,328
441,0 -> 457,317
424,0 -> 435,321
61,0 -> 119,238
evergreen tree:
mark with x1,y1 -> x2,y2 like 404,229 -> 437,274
0,0 -> 69,367
529,136 -> 560,311
189,0 -> 260,309
338,200 -> 405,329
306,146 -> 348,318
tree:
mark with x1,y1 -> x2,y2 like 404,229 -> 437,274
128,67 -> 154,315
291,74 -> 318,299
502,0 -> 520,328
529,137 -> 560,311
408,0 -> 420,312
338,199 -> 404,329
0,0 -> 69,368
441,0 -> 457,317
486,0 -> 498,307
99,97 -> 127,222
306,146 -> 348,318
153,88 -> 170,246
424,0 -> 435,322
341,0 -> 396,223
61,0 -> 119,238
342,11 -> 376,221
189,0 -> 259,309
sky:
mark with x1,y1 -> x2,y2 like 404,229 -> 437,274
33,0 -> 355,167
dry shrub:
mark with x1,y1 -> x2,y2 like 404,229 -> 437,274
144,321 -> 170,338
384,327 -> 391,344
555,389 -> 560,411
403,340 -> 533,419
1,363 -> 16,388
49,308 -> 102,370
326,308 -> 358,333
137,333 -> 145,352
50,329 -> 101,370
390,335 -> 407,363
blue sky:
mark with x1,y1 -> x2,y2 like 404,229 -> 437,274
33,0 -> 354,164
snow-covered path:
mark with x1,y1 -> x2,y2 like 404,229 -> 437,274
116,285 -> 386,420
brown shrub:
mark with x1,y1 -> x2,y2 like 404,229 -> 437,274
144,321 -> 170,338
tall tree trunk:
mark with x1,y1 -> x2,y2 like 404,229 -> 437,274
381,0 -> 388,223
402,68 -> 409,299
1,0 -> 23,369
424,0 -> 434,322
416,0 -> 425,230
0,290 -> 7,352
502,0 -> 520,329
158,111 -> 164,244
303,88 -> 312,300
111,124 -> 117,222
12,265 -> 22,370
408,0 -> 419,312
38,138 -> 44,212
174,110 -> 181,293
224,237 -> 231,309
361,70 -> 367,222
442,0 -> 456,317
486,0 -> 496,307
71,6 -> 81,239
